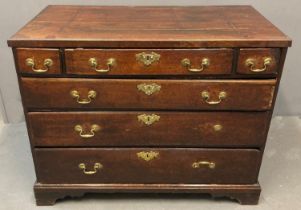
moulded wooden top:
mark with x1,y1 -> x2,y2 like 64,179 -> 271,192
8,5 -> 291,48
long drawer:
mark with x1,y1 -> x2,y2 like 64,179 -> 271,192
65,49 -> 233,76
28,111 -> 269,147
35,148 -> 261,184
21,78 -> 276,110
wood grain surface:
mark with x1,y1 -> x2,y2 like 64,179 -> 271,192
8,6 -> 291,48
237,48 -> 281,74
16,48 -> 61,74
7,5 -> 291,206
35,148 -> 261,184
28,111 -> 269,147
21,78 -> 276,111
65,49 -> 233,76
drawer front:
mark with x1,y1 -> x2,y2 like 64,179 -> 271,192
16,48 -> 61,74
237,48 -> 280,75
65,49 -> 233,75
21,78 -> 276,111
35,148 -> 261,184
28,112 -> 269,147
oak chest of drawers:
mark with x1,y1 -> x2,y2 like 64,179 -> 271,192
8,5 -> 291,205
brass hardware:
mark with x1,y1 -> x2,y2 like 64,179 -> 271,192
70,90 -> 97,104
137,151 -> 159,161
136,52 -> 160,66
245,57 -> 272,72
89,57 -> 116,73
78,163 -> 102,175
74,124 -> 101,138
192,161 -> 216,169
25,58 -> 53,73
201,91 -> 227,105
213,124 -> 223,131
137,114 -> 160,126
181,58 -> 210,72
137,83 -> 161,95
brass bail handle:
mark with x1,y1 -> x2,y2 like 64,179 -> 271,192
25,58 -> 53,73
89,57 -> 116,73
70,90 -> 97,104
245,57 -> 272,72
201,91 -> 227,105
181,58 -> 210,72
78,163 -> 102,175
74,124 -> 101,138
192,161 -> 216,169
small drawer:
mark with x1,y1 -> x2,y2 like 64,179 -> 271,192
65,49 -> 233,76
16,48 -> 61,74
237,48 -> 280,75
28,111 -> 269,147
21,78 -> 276,111
35,148 -> 261,184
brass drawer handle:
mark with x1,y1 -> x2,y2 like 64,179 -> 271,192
70,90 -> 97,104
138,114 -> 160,126
25,58 -> 53,73
78,163 -> 102,175
137,83 -> 161,95
136,52 -> 160,66
181,58 -> 210,72
74,124 -> 101,138
201,91 -> 227,105
245,57 -> 272,72
137,151 -> 159,161
192,161 -> 216,169
89,57 -> 116,73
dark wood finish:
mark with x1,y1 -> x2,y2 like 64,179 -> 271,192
35,148 -> 261,184
21,78 -> 276,111
65,49 -> 233,76
237,48 -> 281,75
8,6 -> 291,48
8,5 -> 291,206
34,183 -> 261,205
34,183 -> 261,206
28,111 -> 269,147
16,48 -> 61,74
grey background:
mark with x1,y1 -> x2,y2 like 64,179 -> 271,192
0,0 -> 300,123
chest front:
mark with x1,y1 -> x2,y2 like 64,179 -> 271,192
8,5 -> 291,206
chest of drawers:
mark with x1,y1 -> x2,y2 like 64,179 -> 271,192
8,5 -> 291,205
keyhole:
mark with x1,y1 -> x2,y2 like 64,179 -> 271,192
146,55 -> 152,61
146,116 -> 151,122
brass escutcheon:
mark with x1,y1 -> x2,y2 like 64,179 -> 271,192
137,151 -> 159,161
137,83 -> 161,95
137,114 -> 160,126
136,52 -> 160,66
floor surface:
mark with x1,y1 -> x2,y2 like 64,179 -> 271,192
0,116 -> 300,210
